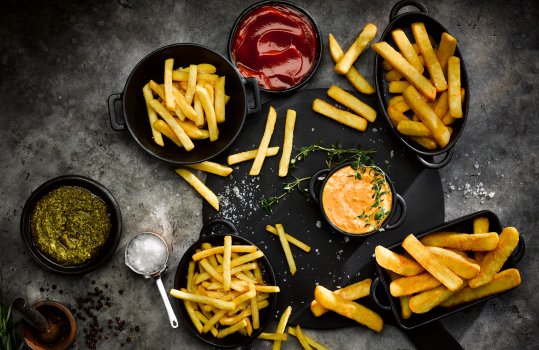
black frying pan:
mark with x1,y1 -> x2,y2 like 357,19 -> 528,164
374,0 -> 470,169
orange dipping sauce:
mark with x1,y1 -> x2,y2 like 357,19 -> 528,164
230,3 -> 319,91
322,166 -> 393,234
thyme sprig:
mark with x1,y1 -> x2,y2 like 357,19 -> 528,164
260,176 -> 311,213
356,165 -> 391,230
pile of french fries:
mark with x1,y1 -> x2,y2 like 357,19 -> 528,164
310,279 -> 384,332
372,23 -> 464,150
312,24 -> 378,132
169,235 -> 280,338
143,60 -> 229,151
375,217 -> 521,318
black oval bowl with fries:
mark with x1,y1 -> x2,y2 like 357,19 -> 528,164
373,0 -> 470,169
370,210 -> 525,330
173,219 -> 277,348
108,43 -> 261,165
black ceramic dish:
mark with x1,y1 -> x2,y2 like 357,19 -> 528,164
374,0 -> 470,169
20,175 -> 122,276
308,162 -> 407,238
173,219 -> 277,349
371,210 -> 525,329
227,0 -> 322,94
108,43 -> 261,165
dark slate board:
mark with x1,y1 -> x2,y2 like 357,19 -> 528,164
202,89 -> 444,329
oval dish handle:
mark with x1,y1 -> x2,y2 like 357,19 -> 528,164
512,237 -> 526,263
416,148 -> 454,169
200,218 -> 238,238
370,276 -> 392,311
384,194 -> 407,231
108,93 -> 125,131
390,0 -> 428,21
308,169 -> 331,203
243,77 -> 261,115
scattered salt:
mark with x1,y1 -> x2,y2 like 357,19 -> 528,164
315,221 -> 321,228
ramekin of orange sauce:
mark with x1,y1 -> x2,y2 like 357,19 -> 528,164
228,1 -> 322,93
309,162 -> 407,236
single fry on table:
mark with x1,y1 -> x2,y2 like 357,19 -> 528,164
276,224 -> 296,276
312,98 -> 367,132
250,106 -> 277,176
327,85 -> 377,122
310,279 -> 371,317
227,147 -> 280,165
175,168 -> 219,210
265,225 -> 311,253
278,109 -> 297,177
186,161 -> 233,177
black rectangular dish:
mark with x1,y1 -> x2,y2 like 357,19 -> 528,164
372,210 -> 525,329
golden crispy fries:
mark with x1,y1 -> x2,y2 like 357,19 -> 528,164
192,246 -> 257,261
372,42 -> 436,100
193,95 -> 205,127
143,84 -> 164,146
441,269 -> 521,307
255,285 -> 280,293
473,217 -> 490,264
420,231 -> 499,251
411,136 -> 438,150
170,289 -> 235,310
250,291 -> 259,329
314,285 -> 383,332
217,319 -> 247,338
183,64 -> 197,105
288,327 -> 329,350
172,70 -> 219,83
433,91 -> 449,118
153,119 -> 185,148
328,34 -> 375,94
186,161 -> 233,177
426,246 -> 480,279
195,310 -> 219,337
409,282 -> 466,314
389,81 -> 410,93
387,272 -> 412,319
223,235 -> 232,291
265,225 -> 310,252
259,333 -> 287,341
164,58 -> 175,110
389,272 -> 442,297
227,147 -> 280,165
185,301 -> 203,333
296,325 -> 312,350
469,227 -> 519,288
181,63 -> 217,74
310,279 -> 371,317
173,119 -> 208,139
215,76 -> 226,123
403,85 -> 451,147
175,169 -> 219,210
278,109 -> 296,177
437,32 -> 457,75
273,306 -> 292,350
312,98 -> 367,132
392,28 -> 424,73
375,246 -> 425,276
335,23 -> 377,74
250,106 -> 277,176
382,60 -> 393,71
402,234 -> 463,291
276,224 -> 296,276
389,95 -> 405,106
397,120 -> 432,137
387,104 -> 409,126
327,85 -> 377,122
385,69 -> 404,81
412,22 -> 447,92
447,56 -> 462,118
172,86 -> 198,122
204,83 -> 214,104
149,99 -> 194,151
392,100 -> 411,113
149,80 -> 165,100
195,86 -> 218,141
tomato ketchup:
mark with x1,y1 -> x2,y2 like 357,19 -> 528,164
230,3 -> 320,91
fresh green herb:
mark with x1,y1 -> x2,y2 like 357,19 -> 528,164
357,165 -> 391,229
0,292 -> 23,350
260,176 -> 310,213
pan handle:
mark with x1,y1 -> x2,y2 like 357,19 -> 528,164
370,276 -> 392,311
416,148 -> 454,169
390,0 -> 428,21
512,237 -> 526,263
243,77 -> 261,115
384,194 -> 407,231
215,346 -> 250,350
200,218 -> 238,238
108,93 -> 125,131
308,169 -> 330,203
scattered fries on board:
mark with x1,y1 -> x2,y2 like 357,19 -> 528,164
375,218 -> 522,317
266,224 -> 311,276
170,235 -> 280,338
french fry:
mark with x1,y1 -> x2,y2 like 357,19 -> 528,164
273,306 -> 292,350
227,147 -> 280,165
276,224 -> 296,276
447,56 -> 462,118
389,95 -> 405,106
195,85 -> 218,141
184,64 -> 197,105
278,109 -> 296,177
153,119 -> 184,148
389,272 -> 442,297
392,28 -> 424,73
375,245 -> 425,276
185,301 -> 203,333
387,272 -> 412,319
204,83 -> 214,104
149,80 -> 165,100
389,81 -> 410,93
265,225 -> 311,252
397,120 -> 432,137
194,310 -> 218,337
296,325 -> 312,350
473,217 -> 490,264
409,282 -> 467,314
186,161 -> 233,177
181,63 -> 217,74
171,86 -> 197,122
259,333 -> 287,341
223,235 -> 232,291
250,291 -> 259,329
328,34 -> 375,94
412,22 -> 447,92
402,234 -> 463,291
371,42 -> 436,100
250,106 -> 277,176
216,318 -> 247,338
392,100 -> 411,113
387,104 -> 409,126
410,136 -> 438,150
175,169 -> 219,210
149,99 -> 194,151
172,70 -> 219,83
312,99 -> 367,132
469,227 -> 519,288
193,95 -> 205,127
142,84 -> 164,146
255,285 -> 280,293
381,60 -> 393,71
164,58 -> 175,110
192,245 -> 257,261
172,119 -> 208,139
314,285 -> 383,332
420,231 -> 499,251
187,261 -> 195,292
170,288 -> 235,310
433,91 -> 449,118
327,85 -> 377,122
403,85 -> 451,148
437,32 -> 457,76
426,246 -> 480,279
385,69 -> 404,81
288,327 -> 329,350
335,23 -> 377,74
441,269 -> 521,307
214,76 -> 226,123
310,279 -> 371,317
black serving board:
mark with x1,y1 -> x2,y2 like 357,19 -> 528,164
202,88 -> 444,329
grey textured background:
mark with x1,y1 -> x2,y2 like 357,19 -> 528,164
1,0 -> 538,349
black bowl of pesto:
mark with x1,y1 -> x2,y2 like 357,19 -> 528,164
20,175 -> 122,275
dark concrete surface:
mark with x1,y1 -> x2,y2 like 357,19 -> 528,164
1,0 -> 537,349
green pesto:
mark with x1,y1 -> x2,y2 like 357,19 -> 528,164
31,186 -> 111,266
